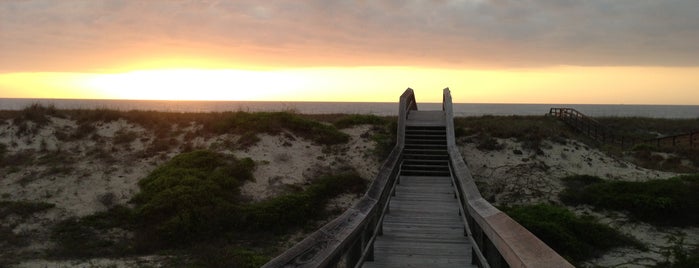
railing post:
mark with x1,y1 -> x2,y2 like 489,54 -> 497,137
397,88 -> 415,147
443,88 -> 456,147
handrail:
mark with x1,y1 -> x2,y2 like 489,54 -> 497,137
446,89 -> 574,267
262,89 -> 415,268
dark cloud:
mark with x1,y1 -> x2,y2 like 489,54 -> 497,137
2,0 -> 699,72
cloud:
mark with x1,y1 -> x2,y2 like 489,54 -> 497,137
1,0 -> 699,72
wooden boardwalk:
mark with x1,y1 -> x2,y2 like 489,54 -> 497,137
364,111 -> 476,268
263,88 -> 573,268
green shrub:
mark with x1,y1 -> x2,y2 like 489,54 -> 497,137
560,174 -> 699,226
502,204 -> 644,265
662,246 -> 699,268
0,143 -> 6,163
113,129 -> 139,144
560,175 -> 604,189
372,120 -> 397,159
51,206 -> 135,258
476,135 -> 503,151
131,150 -> 255,245
0,200 -> 54,219
187,245 -> 271,268
237,132 -> 261,149
333,114 -> 387,129
241,171 -> 366,234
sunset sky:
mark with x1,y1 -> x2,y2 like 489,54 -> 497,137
1,0 -> 699,104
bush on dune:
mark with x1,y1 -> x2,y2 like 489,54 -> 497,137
502,204 -> 644,265
131,150 -> 255,245
241,171 -> 367,234
560,174 -> 699,226
50,149 -> 367,267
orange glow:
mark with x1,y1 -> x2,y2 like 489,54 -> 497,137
81,69 -> 310,101
1,66 -> 698,104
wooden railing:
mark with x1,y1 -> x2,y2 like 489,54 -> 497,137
447,89 -> 573,268
262,88 -> 415,268
550,107 -> 698,150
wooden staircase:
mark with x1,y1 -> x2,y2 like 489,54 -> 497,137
363,110 -> 476,268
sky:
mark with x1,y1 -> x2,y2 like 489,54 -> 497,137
1,0 -> 699,104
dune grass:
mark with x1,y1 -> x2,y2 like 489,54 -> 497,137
200,111 -> 350,145
502,203 -> 644,265
455,116 -> 577,151
560,174 -> 699,226
332,114 -> 388,129
596,117 -> 699,141
3,105 -> 352,146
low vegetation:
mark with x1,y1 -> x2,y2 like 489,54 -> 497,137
455,116 -> 576,151
324,114 -> 396,159
596,117 -> 699,141
332,114 -> 387,129
502,203 -> 644,265
3,105 -> 352,148
560,174 -> 699,226
200,111 -> 350,145
242,171 -> 367,234
0,200 -> 55,219
131,150 -> 255,245
0,200 -> 56,266
49,150 -> 367,267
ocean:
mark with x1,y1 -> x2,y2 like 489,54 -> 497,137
1,98 -> 698,119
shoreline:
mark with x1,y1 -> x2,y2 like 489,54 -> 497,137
2,100 -> 699,118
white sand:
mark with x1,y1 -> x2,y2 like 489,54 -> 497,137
459,137 -> 676,206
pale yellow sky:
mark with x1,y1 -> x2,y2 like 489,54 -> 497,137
2,66 -> 698,104
1,1 -> 699,104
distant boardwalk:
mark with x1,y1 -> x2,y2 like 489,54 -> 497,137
263,89 -> 572,268
550,107 -> 698,150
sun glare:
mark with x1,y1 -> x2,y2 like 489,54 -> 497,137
83,69 -> 310,101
